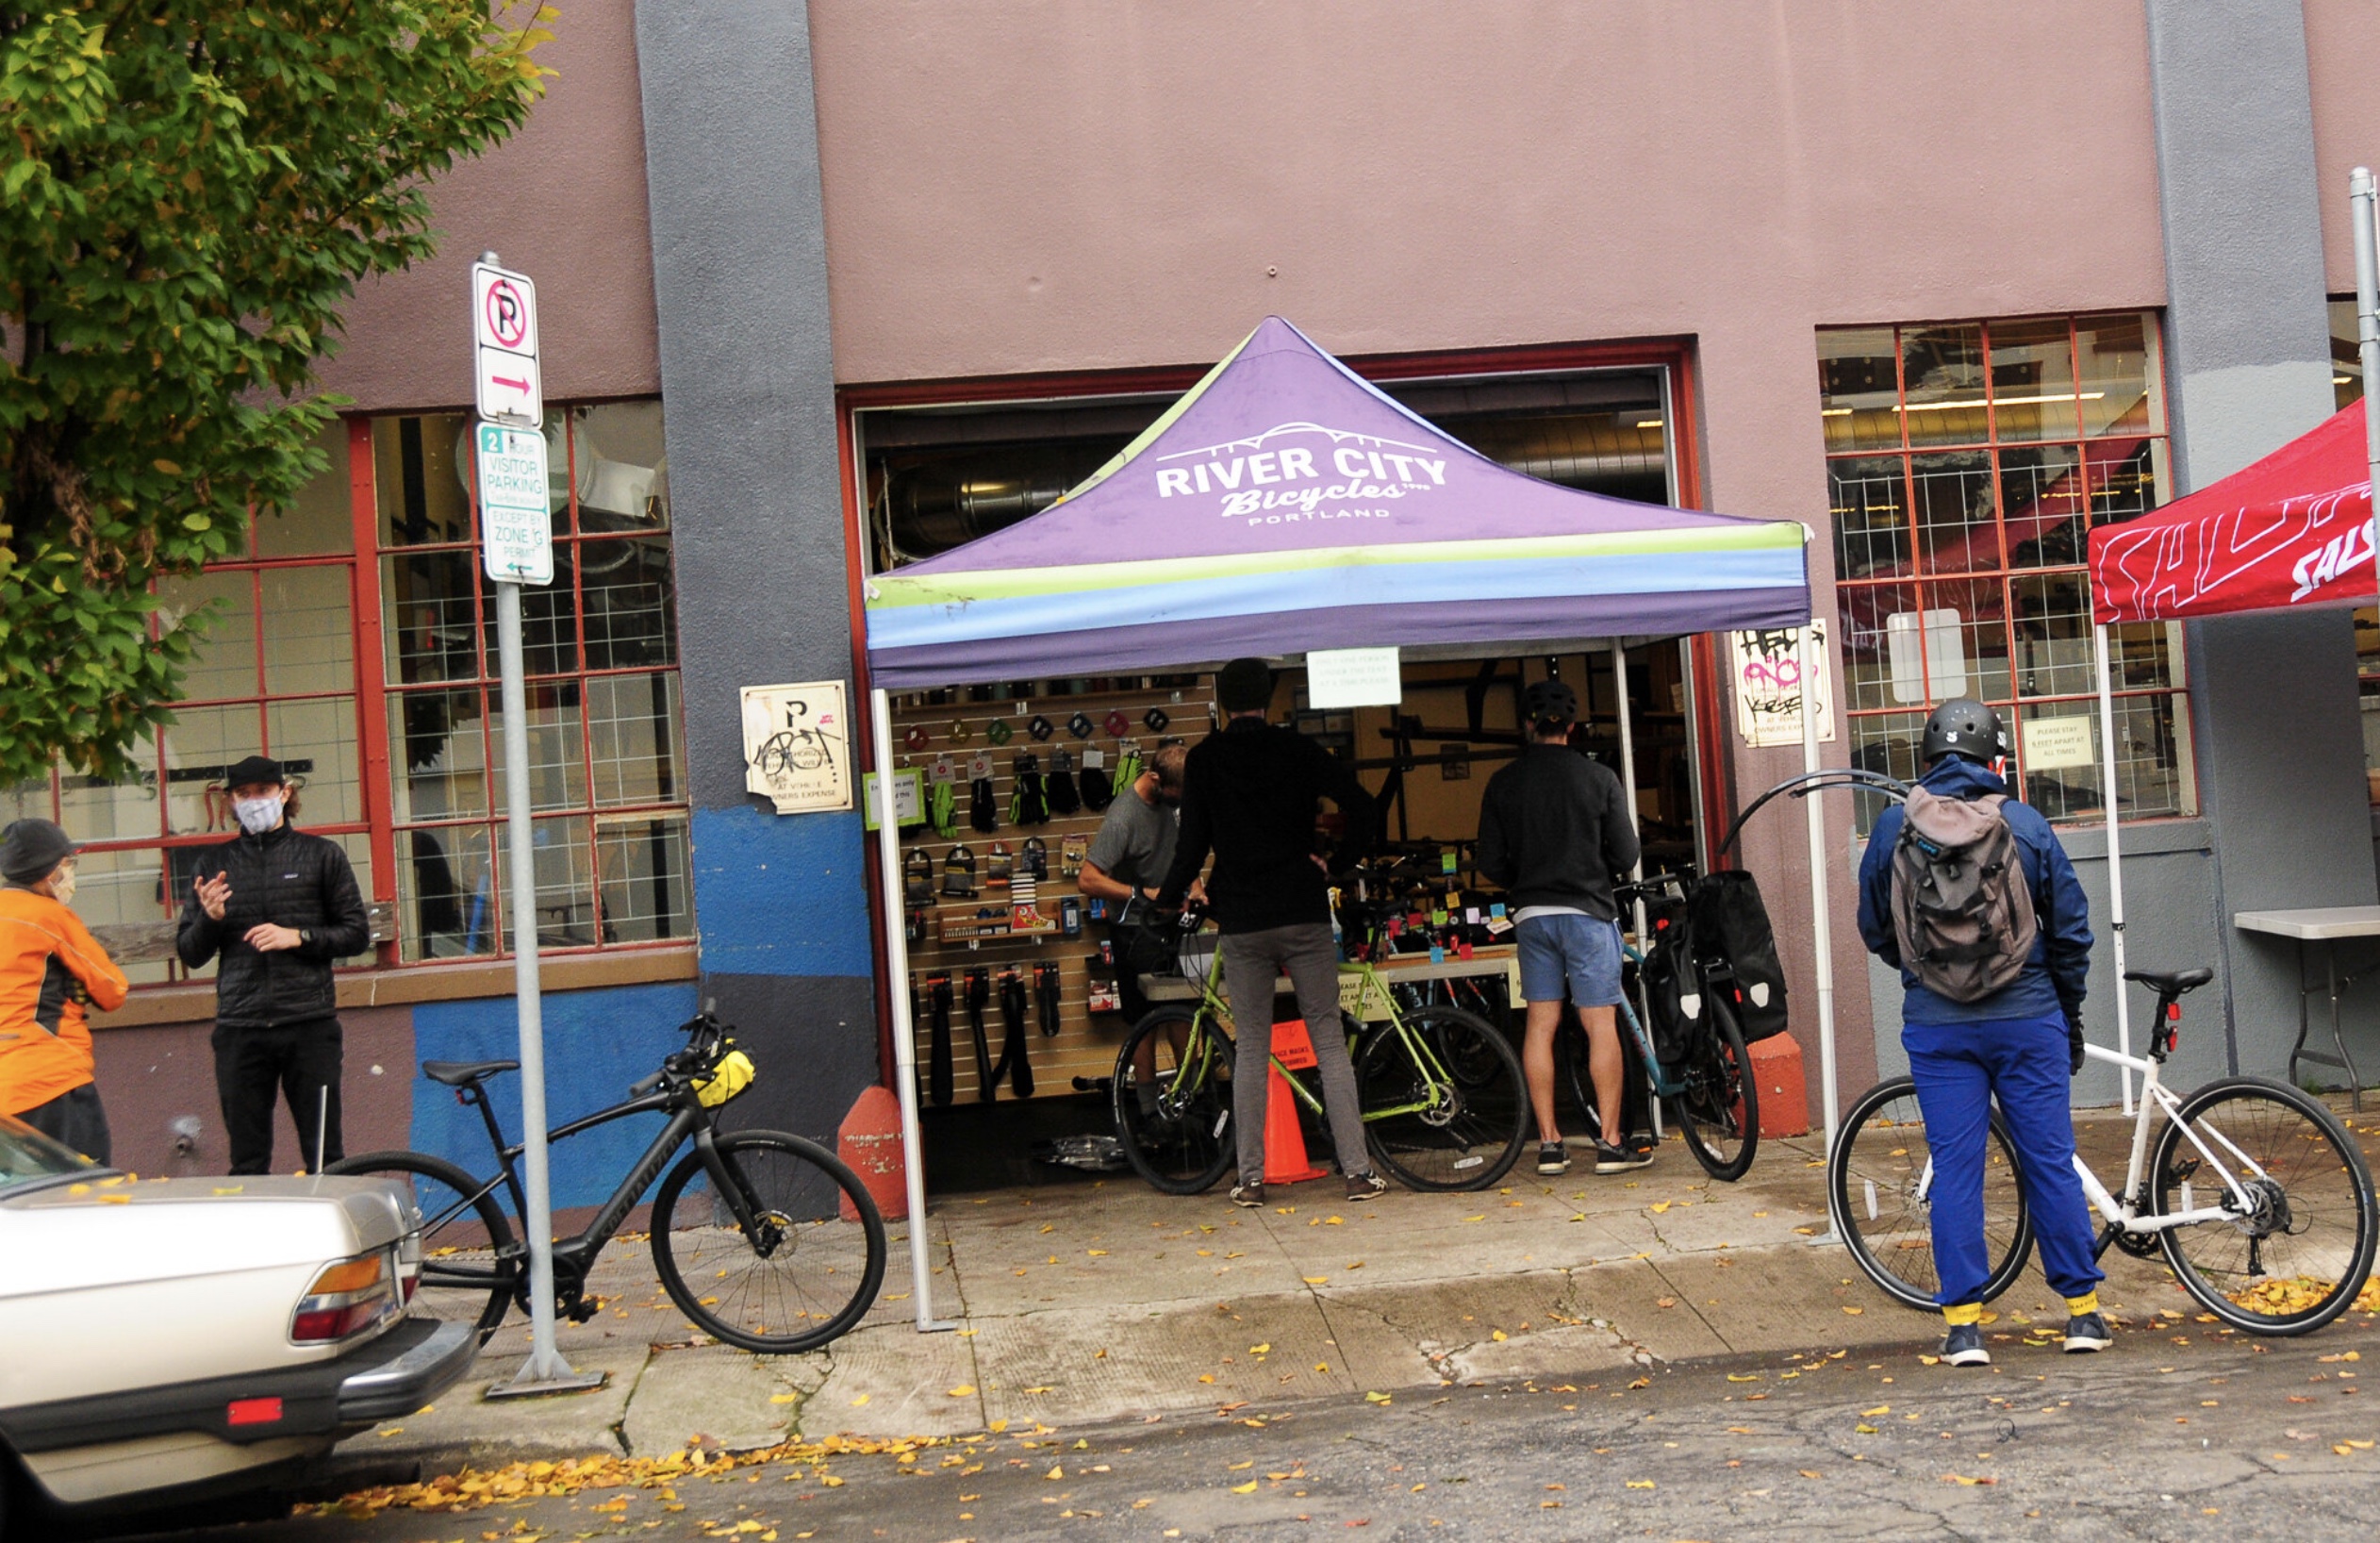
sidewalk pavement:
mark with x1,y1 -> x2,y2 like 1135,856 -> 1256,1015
338,1110 -> 2281,1483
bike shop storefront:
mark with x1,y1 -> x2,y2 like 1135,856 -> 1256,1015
851,318 -> 1816,1324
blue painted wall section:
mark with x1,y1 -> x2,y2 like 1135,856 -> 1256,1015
690,805 -> 871,980
408,982 -> 702,1212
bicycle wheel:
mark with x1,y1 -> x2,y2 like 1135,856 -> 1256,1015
1670,993 -> 1760,1182
2151,1076 -> 2379,1336
1357,1005 -> 1528,1191
326,1150 -> 517,1341
651,1130 -> 887,1353
1112,1005 -> 1235,1195
1827,1079 -> 2034,1312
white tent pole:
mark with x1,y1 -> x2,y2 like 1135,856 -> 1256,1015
1798,624 -> 1840,1151
870,686 -> 954,1334
2354,168 -> 2380,633
2094,624 -> 2136,1115
1610,640 -> 1648,914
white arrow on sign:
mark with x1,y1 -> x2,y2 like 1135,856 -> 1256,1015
471,261 -> 542,428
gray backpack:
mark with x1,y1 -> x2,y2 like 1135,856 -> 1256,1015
1890,788 -> 2038,1003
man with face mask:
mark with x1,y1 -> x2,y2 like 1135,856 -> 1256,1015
0,819 -> 129,1162
176,755 -> 371,1174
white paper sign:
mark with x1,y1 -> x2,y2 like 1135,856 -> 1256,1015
1305,647 -> 1403,709
2020,714 -> 2096,772
741,682 -> 852,814
1729,622 -> 1836,747
475,423 -> 554,585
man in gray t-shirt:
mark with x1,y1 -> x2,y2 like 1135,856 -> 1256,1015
1078,743 -> 1185,1025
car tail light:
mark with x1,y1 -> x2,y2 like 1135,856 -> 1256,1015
226,1397 -> 283,1427
396,1228 -> 422,1305
290,1251 -> 398,1343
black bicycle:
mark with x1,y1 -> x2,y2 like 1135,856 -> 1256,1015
327,1011 -> 887,1354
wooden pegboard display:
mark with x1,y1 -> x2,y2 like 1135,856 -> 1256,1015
889,678 -> 1215,1105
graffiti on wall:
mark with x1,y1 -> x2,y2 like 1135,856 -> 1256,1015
1729,622 -> 1835,748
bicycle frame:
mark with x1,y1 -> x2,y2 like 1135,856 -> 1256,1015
436,1078 -> 772,1302
1907,1040 -> 2266,1245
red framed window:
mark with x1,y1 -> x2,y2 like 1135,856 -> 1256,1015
1821,312 -> 2194,832
3,403 -> 692,983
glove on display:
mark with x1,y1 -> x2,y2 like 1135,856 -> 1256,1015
928,778 -> 957,838
1010,752 -> 1050,825
1078,755 -> 1114,811
970,773 -> 999,832
1045,747 -> 1082,816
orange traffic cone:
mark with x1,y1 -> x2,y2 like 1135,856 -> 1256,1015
1264,1019 -> 1329,1185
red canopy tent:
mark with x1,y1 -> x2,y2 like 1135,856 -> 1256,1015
2091,399 -> 2375,624
2082,393 -> 2380,1104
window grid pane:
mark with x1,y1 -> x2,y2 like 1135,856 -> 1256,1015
1824,313 -> 2184,830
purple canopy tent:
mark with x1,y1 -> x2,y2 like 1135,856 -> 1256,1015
861,320 -> 1823,1328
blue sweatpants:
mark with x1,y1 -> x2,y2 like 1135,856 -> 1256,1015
1903,1010 -> 2104,1307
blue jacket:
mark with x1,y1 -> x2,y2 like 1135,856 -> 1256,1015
1856,757 -> 2092,1025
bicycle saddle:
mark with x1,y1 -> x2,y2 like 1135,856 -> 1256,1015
2124,968 -> 2214,996
421,1058 -> 520,1087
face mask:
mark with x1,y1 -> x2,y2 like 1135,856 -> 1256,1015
48,868 -> 75,905
234,795 -> 283,835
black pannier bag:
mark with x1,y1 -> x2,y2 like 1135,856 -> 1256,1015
1687,869 -> 1790,1042
1636,934 -> 1703,1069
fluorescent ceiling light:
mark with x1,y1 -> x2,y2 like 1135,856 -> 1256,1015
1903,390 -> 2108,413
1635,419 -> 1663,429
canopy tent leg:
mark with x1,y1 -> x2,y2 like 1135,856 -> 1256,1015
2355,168 -> 2380,631
1610,641 -> 1659,1139
2094,623 -> 2136,1114
869,686 -> 956,1334
1798,625 -> 1840,1153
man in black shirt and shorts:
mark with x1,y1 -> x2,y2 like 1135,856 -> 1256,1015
1156,658 -> 1387,1208
1478,680 -> 1646,1177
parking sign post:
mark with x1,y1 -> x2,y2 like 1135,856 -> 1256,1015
472,255 -> 602,1399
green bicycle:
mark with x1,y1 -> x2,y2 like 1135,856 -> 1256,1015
1111,910 -> 1529,1193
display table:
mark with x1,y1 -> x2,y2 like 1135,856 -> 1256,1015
1142,945 -> 1520,1023
2233,906 -> 2380,1110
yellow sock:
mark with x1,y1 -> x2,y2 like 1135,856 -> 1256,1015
1942,1302 -> 1984,1327
2065,1290 -> 2100,1317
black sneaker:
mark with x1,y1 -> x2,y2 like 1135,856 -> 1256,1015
1230,1182 -> 1265,1208
1536,1141 -> 1571,1176
1346,1170 -> 1388,1203
2063,1312 -> 2113,1353
1594,1139 -> 1652,1173
1942,1322 -> 1991,1367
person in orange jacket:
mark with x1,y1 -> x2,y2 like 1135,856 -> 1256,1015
0,820 -> 130,1162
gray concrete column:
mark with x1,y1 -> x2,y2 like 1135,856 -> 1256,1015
2145,0 -> 2374,1076
633,0 -> 878,1142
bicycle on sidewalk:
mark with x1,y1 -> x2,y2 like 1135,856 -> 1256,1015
327,1010 -> 888,1354
1829,967 -> 2379,1335
1110,900 -> 1529,1194
1552,870 -> 1761,1183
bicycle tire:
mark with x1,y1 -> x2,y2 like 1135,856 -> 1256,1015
326,1149 -> 517,1342
651,1130 -> 887,1353
1356,1005 -> 1528,1191
1112,1005 -> 1235,1195
1671,992 -> 1760,1182
2150,1076 -> 2379,1336
1827,1078 -> 2033,1313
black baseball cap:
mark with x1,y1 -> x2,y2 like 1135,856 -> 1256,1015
223,755 -> 287,788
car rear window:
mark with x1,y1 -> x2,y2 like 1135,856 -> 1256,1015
0,1117 -> 100,1191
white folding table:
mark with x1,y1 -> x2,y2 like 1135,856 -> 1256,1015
2232,905 -> 2380,1111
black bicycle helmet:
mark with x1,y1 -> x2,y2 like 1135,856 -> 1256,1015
1919,697 -> 2005,765
1523,678 -> 1578,726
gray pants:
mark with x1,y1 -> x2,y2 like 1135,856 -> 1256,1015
1221,922 -> 1371,1185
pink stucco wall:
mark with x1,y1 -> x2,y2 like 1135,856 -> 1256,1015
808,0 -> 2170,1093
2305,0 -> 2380,296
315,0 -> 661,412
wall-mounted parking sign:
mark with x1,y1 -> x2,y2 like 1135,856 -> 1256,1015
476,423 -> 554,584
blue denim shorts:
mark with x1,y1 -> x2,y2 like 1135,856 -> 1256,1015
1515,912 -> 1624,1008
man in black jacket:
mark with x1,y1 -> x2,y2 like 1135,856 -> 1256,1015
1155,658 -> 1386,1207
1477,679 -> 1644,1177
176,755 -> 372,1174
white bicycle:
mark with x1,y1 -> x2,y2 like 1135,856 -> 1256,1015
1829,967 -> 2379,1336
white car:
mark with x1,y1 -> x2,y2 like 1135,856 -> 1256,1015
0,1117 -> 477,1534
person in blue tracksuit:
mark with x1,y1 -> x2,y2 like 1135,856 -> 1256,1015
1856,698 -> 2106,1367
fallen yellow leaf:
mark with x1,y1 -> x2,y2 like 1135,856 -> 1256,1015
1626,1479 -> 1655,1489
1231,1481 -> 1258,1494
947,1385 -> 977,1397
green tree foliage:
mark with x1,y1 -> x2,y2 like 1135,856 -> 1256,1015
0,1 -> 550,786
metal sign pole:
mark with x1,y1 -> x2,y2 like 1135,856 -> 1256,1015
1798,623 -> 1841,1153
2093,622 -> 2136,1114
